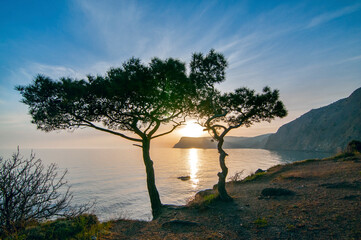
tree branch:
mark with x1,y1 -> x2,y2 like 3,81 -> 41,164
151,118 -> 186,139
160,111 -> 183,122
209,124 -> 227,131
79,121 -> 142,142
130,118 -> 146,139
228,121 -> 244,130
148,120 -> 161,138
204,112 -> 227,127
144,120 -> 155,135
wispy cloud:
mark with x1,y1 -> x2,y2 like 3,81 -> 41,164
27,63 -> 84,79
337,54 -> 361,64
306,4 -> 361,29
13,61 -> 122,86
1,0 -> 361,147
10,1 -> 360,95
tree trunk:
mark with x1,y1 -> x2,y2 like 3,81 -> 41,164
142,138 -> 162,218
217,138 -> 233,201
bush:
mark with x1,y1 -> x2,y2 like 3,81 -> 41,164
346,140 -> 361,153
242,171 -> 267,183
261,188 -> 295,197
0,148 -> 90,237
16,214 -> 109,240
254,217 -> 268,228
228,170 -> 244,182
187,189 -> 218,208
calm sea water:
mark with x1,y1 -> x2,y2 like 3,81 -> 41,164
0,147 -> 331,221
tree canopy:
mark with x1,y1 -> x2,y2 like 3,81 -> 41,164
201,87 -> 287,135
199,87 -> 287,200
16,49 -> 228,218
17,50 -> 227,142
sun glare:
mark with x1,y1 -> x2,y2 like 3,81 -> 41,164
180,122 -> 204,137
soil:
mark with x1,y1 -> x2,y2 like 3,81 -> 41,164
101,153 -> 361,239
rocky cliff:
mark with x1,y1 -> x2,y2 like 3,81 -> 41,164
265,87 -> 361,152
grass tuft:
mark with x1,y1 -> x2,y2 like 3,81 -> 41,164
242,172 -> 267,183
188,190 -> 219,209
254,217 -> 268,228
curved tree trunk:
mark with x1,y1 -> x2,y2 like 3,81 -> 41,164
142,138 -> 162,218
217,138 -> 233,201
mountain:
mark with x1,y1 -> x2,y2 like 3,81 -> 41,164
265,87 -> 361,152
173,134 -> 271,149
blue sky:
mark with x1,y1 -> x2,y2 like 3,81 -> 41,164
1,0 -> 360,149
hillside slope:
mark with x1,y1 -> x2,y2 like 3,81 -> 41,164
265,87 -> 361,152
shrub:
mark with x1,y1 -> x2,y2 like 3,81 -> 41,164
16,214 -> 110,240
261,188 -> 295,197
187,190 -> 218,208
346,140 -> 361,153
0,148 -> 90,237
228,170 -> 244,182
254,217 -> 268,228
287,224 -> 296,231
242,171 -> 266,183
202,193 -> 217,206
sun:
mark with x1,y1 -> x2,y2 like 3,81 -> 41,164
179,121 -> 205,137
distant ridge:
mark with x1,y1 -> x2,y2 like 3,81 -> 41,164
173,134 -> 271,149
265,87 -> 361,152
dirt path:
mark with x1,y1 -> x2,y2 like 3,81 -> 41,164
102,154 -> 361,239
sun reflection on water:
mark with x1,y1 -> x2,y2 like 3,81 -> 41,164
188,148 -> 199,187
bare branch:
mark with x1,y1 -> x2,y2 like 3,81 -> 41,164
0,149 -> 92,235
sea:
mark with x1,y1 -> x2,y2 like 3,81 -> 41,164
0,147 -> 331,221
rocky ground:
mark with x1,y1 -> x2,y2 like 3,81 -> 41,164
101,153 -> 361,239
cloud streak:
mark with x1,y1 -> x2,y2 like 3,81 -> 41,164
306,4 -> 361,28
1,1 -> 360,148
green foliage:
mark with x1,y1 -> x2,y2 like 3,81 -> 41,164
16,50 -> 228,218
190,49 -> 227,92
188,191 -> 219,208
16,50 -> 227,141
202,193 -> 218,206
197,85 -> 287,201
326,140 -> 361,161
242,172 -> 267,183
254,217 -> 268,228
8,214 -> 109,240
199,87 -> 287,137
286,224 -> 296,231
346,140 -> 361,153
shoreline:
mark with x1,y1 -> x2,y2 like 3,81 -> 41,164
102,153 -> 361,239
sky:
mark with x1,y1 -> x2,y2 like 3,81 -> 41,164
0,0 -> 360,149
